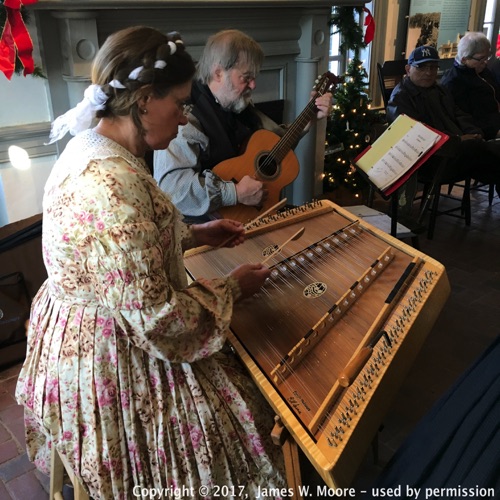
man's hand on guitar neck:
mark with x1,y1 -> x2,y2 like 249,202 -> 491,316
303,91 -> 333,133
235,175 -> 268,207
314,92 -> 333,120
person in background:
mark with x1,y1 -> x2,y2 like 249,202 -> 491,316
387,45 -> 500,217
441,31 -> 500,140
154,29 -> 332,223
487,54 -> 500,86
15,25 -> 286,499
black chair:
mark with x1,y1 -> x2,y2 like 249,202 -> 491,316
416,158 -> 472,239
474,180 -> 495,204
448,178 -> 495,206
377,60 -> 407,109
376,60 -> 472,239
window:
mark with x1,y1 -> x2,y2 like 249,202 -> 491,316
484,0 -> 500,55
328,3 -> 374,80
329,28 -> 343,76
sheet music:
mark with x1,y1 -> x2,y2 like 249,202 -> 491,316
368,123 -> 440,190
355,115 -> 442,191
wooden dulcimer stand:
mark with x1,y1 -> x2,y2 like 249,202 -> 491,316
184,200 -> 450,492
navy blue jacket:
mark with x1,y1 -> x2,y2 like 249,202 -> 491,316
387,77 -> 482,137
440,62 -> 500,140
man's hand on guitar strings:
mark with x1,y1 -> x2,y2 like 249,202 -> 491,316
235,175 -> 268,207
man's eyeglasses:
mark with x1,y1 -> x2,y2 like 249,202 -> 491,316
413,64 -> 439,72
469,55 -> 491,63
238,73 -> 256,85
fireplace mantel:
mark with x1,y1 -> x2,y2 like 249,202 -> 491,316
33,0 -> 363,9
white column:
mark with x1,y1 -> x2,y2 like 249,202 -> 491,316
293,57 -> 321,205
52,11 -> 99,107
291,11 -> 330,206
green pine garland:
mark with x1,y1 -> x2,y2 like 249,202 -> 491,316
330,6 -> 366,54
0,2 -> 45,78
324,7 -> 384,194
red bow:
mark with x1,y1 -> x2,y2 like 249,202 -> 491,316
0,0 -> 38,80
363,7 -> 375,45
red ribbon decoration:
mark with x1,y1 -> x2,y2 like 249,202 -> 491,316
363,7 -> 375,45
0,17 -> 16,79
1,0 -> 38,80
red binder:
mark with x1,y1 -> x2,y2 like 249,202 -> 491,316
352,115 -> 449,198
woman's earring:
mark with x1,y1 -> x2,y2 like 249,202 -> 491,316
141,108 -> 147,114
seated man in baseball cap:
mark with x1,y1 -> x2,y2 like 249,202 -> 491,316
386,45 -> 500,220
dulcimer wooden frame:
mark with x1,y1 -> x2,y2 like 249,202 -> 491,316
184,200 -> 450,489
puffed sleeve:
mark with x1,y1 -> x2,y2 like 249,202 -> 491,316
74,157 -> 236,363
154,120 -> 237,217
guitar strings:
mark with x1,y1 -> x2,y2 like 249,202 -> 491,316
254,99 -> 318,178
254,76 -> 332,178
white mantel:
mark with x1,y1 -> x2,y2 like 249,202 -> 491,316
32,1 -> 362,8
32,0 -> 366,204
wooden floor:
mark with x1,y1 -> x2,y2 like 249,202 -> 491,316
0,185 -> 499,499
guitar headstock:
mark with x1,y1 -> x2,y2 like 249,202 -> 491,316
313,71 -> 343,96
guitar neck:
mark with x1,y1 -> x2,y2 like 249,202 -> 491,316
271,95 -> 321,163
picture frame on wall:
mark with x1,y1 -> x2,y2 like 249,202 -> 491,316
406,0 -> 472,60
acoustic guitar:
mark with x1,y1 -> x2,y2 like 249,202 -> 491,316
213,71 -> 340,223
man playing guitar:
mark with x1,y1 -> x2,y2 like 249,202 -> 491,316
154,29 -> 333,223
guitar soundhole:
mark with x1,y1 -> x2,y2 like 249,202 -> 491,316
256,153 -> 280,180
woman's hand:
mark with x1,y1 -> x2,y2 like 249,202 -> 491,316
230,263 -> 271,300
191,219 -> 245,248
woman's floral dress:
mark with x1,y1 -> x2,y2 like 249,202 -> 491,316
15,130 -> 286,499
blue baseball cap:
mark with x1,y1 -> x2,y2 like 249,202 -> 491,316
408,46 -> 440,66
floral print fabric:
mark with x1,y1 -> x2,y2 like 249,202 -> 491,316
15,130 -> 285,499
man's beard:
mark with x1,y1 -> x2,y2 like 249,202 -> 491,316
226,93 -> 251,113
216,78 -> 252,113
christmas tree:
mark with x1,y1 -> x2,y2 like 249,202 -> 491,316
323,7 -> 384,196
